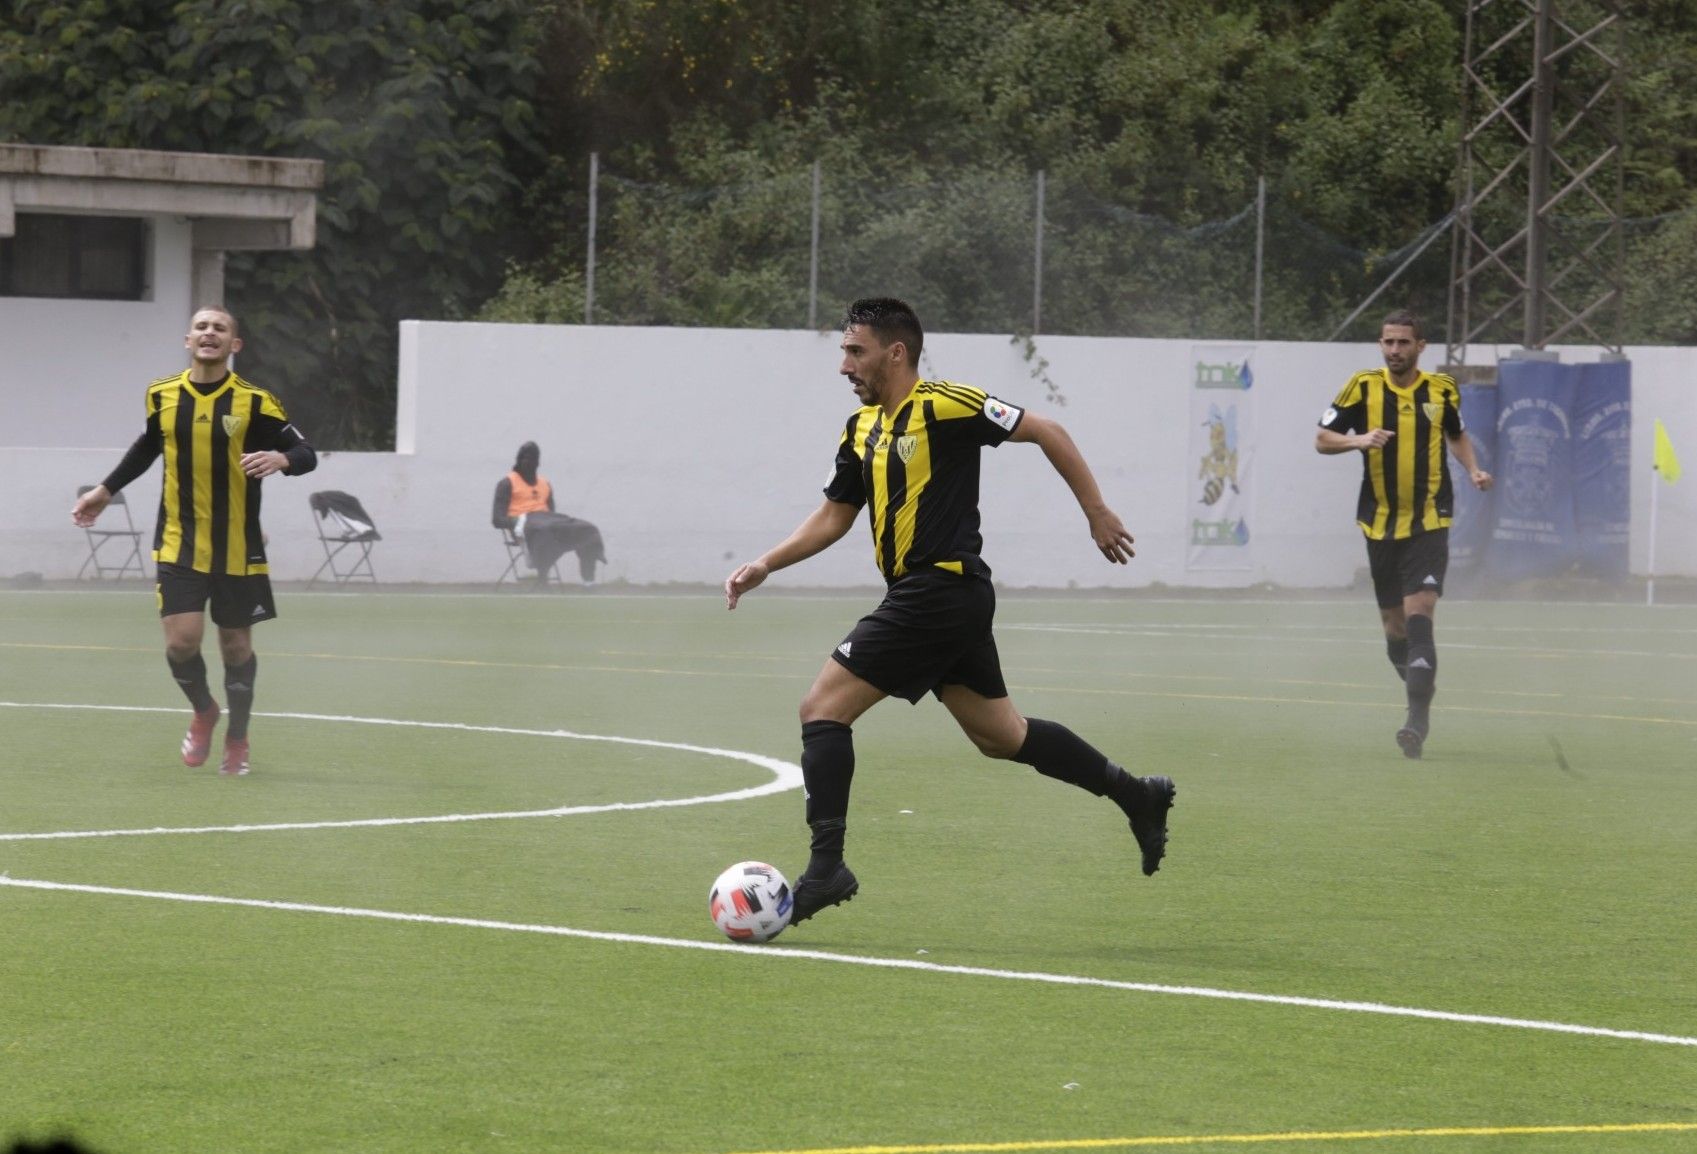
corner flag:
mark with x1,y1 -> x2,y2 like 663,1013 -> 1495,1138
1653,418 -> 1682,484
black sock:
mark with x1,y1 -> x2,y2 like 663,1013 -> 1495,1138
1013,717 -> 1134,808
1386,635 -> 1409,682
1404,614 -> 1436,726
167,653 -> 215,713
224,655 -> 257,741
801,719 -> 854,877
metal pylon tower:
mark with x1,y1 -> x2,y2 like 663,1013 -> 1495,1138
1445,0 -> 1625,366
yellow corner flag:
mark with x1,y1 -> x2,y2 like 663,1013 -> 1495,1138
1654,418 -> 1682,484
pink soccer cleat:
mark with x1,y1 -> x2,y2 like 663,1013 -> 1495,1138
219,737 -> 250,776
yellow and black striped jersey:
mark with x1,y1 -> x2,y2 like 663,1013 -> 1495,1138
824,380 -> 1024,581
103,370 -> 316,575
1320,368 -> 1464,540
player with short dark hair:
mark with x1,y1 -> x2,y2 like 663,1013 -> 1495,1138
72,306 -> 317,775
1316,309 -> 1492,758
724,297 -> 1175,926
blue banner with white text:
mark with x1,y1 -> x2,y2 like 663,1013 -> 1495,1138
1571,360 -> 1632,577
1448,381 -> 1498,580
1485,359 -> 1579,582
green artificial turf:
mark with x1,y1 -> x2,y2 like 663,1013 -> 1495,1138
2,587 -> 1694,1154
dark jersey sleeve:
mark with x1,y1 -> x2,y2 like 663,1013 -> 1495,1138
822,414 -> 867,508
968,394 -> 1024,447
1319,376 -> 1367,434
100,413 -> 163,494
492,478 -> 514,529
253,410 -> 317,476
1442,387 -> 1464,438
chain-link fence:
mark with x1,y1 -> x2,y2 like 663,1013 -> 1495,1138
489,156 -> 1694,350
534,160 -> 1461,343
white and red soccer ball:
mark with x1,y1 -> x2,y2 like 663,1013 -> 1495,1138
708,860 -> 792,943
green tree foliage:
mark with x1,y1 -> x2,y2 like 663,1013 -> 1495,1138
484,0 -> 1471,338
11,0 -> 1697,426
487,0 -> 1697,349
0,0 -> 538,447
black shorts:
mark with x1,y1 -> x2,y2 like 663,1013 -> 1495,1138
830,569 -> 1008,704
1365,528 -> 1449,609
156,562 -> 277,628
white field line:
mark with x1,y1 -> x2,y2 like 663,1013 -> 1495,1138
5,702 -> 1692,1050
2,875 -> 1694,1049
8,587 -> 1697,613
0,702 -> 800,840
999,623 -> 1697,661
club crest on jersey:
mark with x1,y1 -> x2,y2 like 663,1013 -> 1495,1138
1422,402 -> 1442,423
983,397 -> 1021,432
896,434 -> 918,463
221,414 -> 245,438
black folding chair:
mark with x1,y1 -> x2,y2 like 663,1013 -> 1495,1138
308,491 -> 380,586
497,525 -> 561,586
77,485 -> 150,581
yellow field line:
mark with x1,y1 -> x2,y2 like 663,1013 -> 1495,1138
716,1120 -> 1697,1154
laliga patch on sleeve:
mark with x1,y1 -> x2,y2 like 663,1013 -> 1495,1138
983,397 -> 1023,431
1320,406 -> 1338,426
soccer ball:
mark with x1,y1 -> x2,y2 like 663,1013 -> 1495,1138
708,860 -> 793,944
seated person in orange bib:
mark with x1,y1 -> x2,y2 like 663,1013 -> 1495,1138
492,442 -> 606,585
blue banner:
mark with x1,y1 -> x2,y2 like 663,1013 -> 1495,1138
1571,360 -> 1632,577
1485,359 -> 1578,583
1448,381 -> 1498,581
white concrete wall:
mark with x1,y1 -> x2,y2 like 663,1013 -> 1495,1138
0,215 -> 194,449
3,320 -> 1693,588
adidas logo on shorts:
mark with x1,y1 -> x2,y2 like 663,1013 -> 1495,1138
837,642 -> 852,657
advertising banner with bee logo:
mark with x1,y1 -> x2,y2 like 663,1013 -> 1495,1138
1186,345 -> 1255,571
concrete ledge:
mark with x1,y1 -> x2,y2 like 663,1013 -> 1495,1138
0,144 -> 321,249
0,144 -> 322,190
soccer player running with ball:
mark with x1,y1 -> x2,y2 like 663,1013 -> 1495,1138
72,306 -> 317,775
724,297 -> 1175,927
1315,310 -> 1492,759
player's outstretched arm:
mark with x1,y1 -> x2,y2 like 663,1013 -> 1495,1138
1446,431 -> 1494,490
1316,427 -> 1393,454
1009,412 -> 1135,564
76,426 -> 161,526
71,486 -> 110,527
725,498 -> 859,609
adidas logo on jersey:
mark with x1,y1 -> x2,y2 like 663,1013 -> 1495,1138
195,413 -> 212,422
837,642 -> 852,657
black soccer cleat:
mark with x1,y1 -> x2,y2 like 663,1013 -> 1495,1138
1397,703 -> 1430,760
1127,775 -> 1176,876
789,861 -> 859,925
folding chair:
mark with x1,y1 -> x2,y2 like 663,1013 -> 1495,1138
497,525 -> 561,587
77,485 -> 150,581
308,491 -> 380,586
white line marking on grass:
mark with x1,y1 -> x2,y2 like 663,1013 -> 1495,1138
1003,623 -> 1697,661
0,702 -> 800,840
2,876 -> 1693,1049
